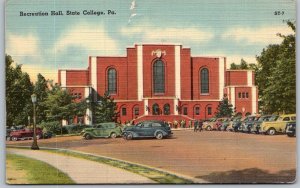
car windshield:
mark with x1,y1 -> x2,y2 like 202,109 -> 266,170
269,116 -> 278,121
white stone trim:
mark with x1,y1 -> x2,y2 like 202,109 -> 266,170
174,99 -> 178,115
252,86 -> 257,114
84,87 -> 90,98
85,108 -> 92,125
62,120 -> 67,126
144,99 -> 148,115
247,70 -> 253,86
91,57 -> 97,100
219,57 -> 225,100
137,45 -> 143,101
230,87 -> 235,108
60,70 -> 66,88
175,45 -> 181,99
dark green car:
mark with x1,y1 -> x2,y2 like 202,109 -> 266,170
81,122 -> 122,140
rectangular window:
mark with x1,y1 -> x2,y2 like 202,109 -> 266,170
242,92 -> 245,98
183,107 -> 188,115
122,107 -> 127,116
238,92 -> 241,98
208,107 -> 212,115
195,107 -> 200,115
246,92 -> 249,98
134,107 -> 139,115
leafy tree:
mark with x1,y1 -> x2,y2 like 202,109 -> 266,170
6,55 -> 34,126
215,97 -> 235,118
93,92 -> 119,123
230,59 -> 253,70
43,84 -> 75,134
255,21 -> 295,114
34,74 -> 49,123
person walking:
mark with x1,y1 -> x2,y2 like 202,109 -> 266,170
198,119 -> 203,132
194,120 -> 199,132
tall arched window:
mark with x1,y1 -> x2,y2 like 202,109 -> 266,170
152,103 -> 160,115
163,104 -> 170,115
108,68 -> 117,94
153,60 -> 165,93
200,68 -> 209,94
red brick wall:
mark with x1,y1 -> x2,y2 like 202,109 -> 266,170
66,70 -> 89,86
142,45 -> 176,98
127,48 -> 138,100
226,71 -> 248,86
191,57 -> 220,100
181,48 -> 192,100
67,87 -> 85,102
116,101 -> 144,123
234,87 -> 252,116
96,57 -> 128,100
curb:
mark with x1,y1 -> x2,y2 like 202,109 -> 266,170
6,145 -> 208,184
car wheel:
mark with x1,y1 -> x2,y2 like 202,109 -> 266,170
110,132 -> 117,139
287,133 -> 295,137
206,126 -> 212,131
267,128 -> 276,135
156,132 -> 163,139
12,137 -> 18,141
126,133 -> 133,140
84,134 -> 92,140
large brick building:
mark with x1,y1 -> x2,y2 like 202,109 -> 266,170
58,44 -> 258,125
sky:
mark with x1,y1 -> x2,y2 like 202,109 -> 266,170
5,0 -> 296,82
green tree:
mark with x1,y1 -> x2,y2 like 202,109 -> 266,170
93,92 -> 119,123
230,59 -> 252,70
215,97 -> 234,118
34,74 -> 49,123
256,21 -> 295,114
6,55 -> 34,126
43,84 -> 75,134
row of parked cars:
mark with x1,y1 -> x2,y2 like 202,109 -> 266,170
202,114 -> 296,137
80,120 -> 173,140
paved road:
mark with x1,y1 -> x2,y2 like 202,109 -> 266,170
7,148 -> 155,184
7,130 -> 296,183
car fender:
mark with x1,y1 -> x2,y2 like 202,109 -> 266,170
83,131 -> 96,137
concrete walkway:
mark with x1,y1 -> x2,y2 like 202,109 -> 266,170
7,148 -> 156,184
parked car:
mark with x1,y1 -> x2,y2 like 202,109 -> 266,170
9,127 -> 43,141
241,115 -> 261,133
122,120 -> 172,140
202,118 -> 217,131
213,118 -> 231,131
260,114 -> 296,135
219,118 -> 232,131
81,122 -> 123,140
285,122 -> 296,137
226,117 -> 242,131
251,115 -> 277,134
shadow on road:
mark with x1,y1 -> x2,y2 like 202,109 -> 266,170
195,168 -> 296,183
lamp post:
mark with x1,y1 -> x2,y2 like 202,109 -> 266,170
31,94 -> 39,150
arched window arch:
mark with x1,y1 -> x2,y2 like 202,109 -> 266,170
153,60 -> 165,93
200,68 -> 209,94
107,68 -> 117,94
163,104 -> 170,115
152,103 -> 160,115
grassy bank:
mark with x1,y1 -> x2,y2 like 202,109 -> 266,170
6,153 -> 74,184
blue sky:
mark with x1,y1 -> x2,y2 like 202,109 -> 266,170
5,0 -> 295,82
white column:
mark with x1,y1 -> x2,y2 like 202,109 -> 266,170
91,57 -> 97,101
219,57 -> 225,100
137,45 -> 143,101
230,87 -> 235,108
144,99 -> 148,115
174,99 -> 178,115
247,70 -> 253,86
252,86 -> 257,114
175,46 -> 181,99
60,70 -> 66,88
84,87 -> 92,125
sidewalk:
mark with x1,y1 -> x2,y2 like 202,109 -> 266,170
7,148 -> 156,184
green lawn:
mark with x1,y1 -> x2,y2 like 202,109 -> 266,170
6,153 -> 75,184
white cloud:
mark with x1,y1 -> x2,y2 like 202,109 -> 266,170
55,23 -> 119,56
21,64 -> 57,83
221,25 -> 293,45
121,25 -> 214,44
6,34 -> 39,56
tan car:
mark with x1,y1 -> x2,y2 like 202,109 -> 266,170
260,114 -> 296,135
202,118 -> 217,131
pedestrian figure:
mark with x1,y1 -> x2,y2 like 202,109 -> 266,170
188,120 -> 192,128
173,120 -> 178,129
198,120 -> 203,132
194,120 -> 199,132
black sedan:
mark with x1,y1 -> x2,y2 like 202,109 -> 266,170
286,122 -> 296,137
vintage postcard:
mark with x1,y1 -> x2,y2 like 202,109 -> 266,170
5,0 -> 296,184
